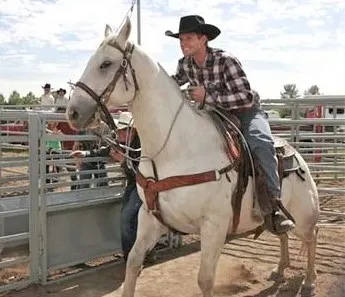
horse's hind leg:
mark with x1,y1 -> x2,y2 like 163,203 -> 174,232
300,226 -> 318,297
121,207 -> 167,297
198,218 -> 228,297
270,233 -> 290,281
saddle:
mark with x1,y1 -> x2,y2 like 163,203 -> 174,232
135,108 -> 305,237
210,111 -> 305,234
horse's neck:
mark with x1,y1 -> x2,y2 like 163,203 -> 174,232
130,55 -> 228,176
131,62 -> 190,158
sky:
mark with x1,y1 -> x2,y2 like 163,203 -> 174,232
0,0 -> 345,100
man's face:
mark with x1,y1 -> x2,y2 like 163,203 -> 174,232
44,88 -> 50,94
117,128 -> 134,144
179,33 -> 206,57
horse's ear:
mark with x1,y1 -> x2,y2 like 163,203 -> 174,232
118,16 -> 131,41
105,24 -> 113,38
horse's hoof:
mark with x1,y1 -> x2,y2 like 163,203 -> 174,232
301,283 -> 316,297
268,268 -> 285,282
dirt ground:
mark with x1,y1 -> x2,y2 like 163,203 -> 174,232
1,153 -> 345,297
2,226 -> 345,297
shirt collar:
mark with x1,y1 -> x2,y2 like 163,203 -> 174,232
190,47 -> 214,69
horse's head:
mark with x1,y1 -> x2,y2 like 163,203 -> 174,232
66,17 -> 138,130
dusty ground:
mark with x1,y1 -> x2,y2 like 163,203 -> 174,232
1,153 -> 345,297
2,226 -> 345,297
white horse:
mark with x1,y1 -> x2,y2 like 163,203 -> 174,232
66,17 -> 319,297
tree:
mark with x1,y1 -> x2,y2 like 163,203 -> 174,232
22,92 -> 39,105
280,84 -> 300,99
279,84 -> 301,118
8,91 -> 22,105
304,85 -> 320,96
0,93 -> 6,105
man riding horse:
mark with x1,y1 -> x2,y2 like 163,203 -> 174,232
167,15 -> 294,235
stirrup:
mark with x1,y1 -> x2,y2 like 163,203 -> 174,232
264,212 -> 295,235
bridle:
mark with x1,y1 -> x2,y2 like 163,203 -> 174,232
70,37 -> 185,168
70,39 -> 139,133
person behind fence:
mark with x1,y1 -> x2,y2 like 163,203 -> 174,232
54,106 -> 79,190
166,15 -> 294,235
40,83 -> 55,111
70,112 -> 142,262
55,88 -> 69,107
45,121 -> 62,191
72,126 -> 109,189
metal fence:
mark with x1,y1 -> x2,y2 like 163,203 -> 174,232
0,95 -> 344,293
0,108 -> 180,293
261,96 -> 345,194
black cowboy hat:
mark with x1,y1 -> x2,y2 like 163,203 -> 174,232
42,83 -> 51,89
57,88 -> 66,94
165,15 -> 221,41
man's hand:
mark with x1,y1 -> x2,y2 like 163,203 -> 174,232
188,86 -> 206,102
109,148 -> 125,163
70,150 -> 87,158
69,150 -> 86,170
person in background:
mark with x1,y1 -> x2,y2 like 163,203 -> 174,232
45,121 -> 62,191
71,112 -> 142,262
72,125 -> 109,189
54,106 -> 79,190
55,88 -> 69,107
40,83 -> 55,111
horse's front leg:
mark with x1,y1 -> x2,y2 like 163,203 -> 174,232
121,207 -> 167,297
198,217 -> 229,297
270,233 -> 290,281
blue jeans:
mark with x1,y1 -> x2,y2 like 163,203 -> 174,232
79,161 -> 108,189
234,107 -> 280,215
121,184 -> 142,262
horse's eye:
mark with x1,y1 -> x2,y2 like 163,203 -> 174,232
100,61 -> 112,69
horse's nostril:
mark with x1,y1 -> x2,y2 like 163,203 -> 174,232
69,109 -> 79,121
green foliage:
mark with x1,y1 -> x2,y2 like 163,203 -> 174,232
22,92 -> 40,105
1,91 -> 40,106
280,84 -> 300,99
304,85 -> 320,95
279,108 -> 292,118
8,91 -> 21,105
0,93 -> 6,105
279,84 -> 301,118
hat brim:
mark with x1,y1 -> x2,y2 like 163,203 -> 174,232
165,24 -> 220,41
113,119 -> 134,130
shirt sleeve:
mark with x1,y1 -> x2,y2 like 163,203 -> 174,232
171,58 -> 189,86
204,56 -> 254,110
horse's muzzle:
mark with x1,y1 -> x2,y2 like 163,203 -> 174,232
66,96 -> 97,130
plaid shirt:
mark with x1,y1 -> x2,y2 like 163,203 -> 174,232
172,47 -> 258,111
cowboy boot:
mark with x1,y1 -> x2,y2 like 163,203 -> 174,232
264,195 -> 295,235
264,211 -> 295,235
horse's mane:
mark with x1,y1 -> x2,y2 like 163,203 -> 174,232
157,62 -> 185,98
156,62 -> 210,117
